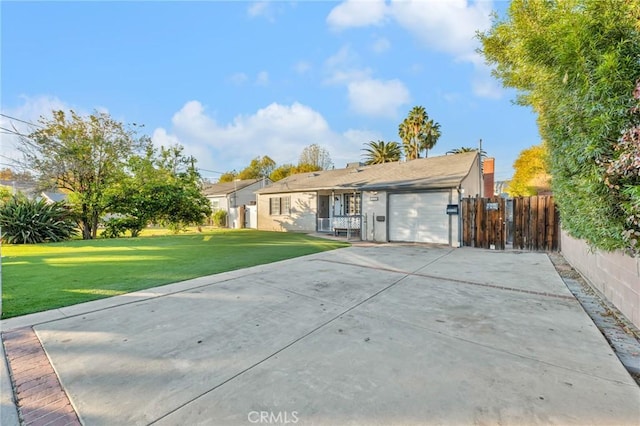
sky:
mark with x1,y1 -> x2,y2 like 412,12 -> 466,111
1,0 -> 541,182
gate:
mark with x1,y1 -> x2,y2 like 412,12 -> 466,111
461,196 -> 506,250
462,195 -> 559,251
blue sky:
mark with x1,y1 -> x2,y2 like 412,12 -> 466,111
1,0 -> 540,181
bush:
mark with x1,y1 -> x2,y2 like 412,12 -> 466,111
101,216 -> 146,238
0,196 -> 78,244
212,210 -> 227,227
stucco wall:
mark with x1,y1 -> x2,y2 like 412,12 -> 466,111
257,192 -> 317,232
561,230 -> 640,329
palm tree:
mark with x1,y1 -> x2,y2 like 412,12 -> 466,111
362,140 -> 401,165
422,119 -> 441,158
446,146 -> 487,158
398,106 -> 441,159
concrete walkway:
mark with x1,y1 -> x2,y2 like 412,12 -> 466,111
2,245 -> 639,425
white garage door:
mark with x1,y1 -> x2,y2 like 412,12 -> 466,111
389,192 -> 450,244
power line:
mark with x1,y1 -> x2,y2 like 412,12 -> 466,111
0,113 -> 42,128
197,167 -> 226,175
0,126 -> 30,137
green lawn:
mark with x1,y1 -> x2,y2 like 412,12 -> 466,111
1,229 -> 349,319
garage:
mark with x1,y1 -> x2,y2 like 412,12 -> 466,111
388,192 -> 451,244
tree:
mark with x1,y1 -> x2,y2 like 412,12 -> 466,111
479,0 -> 640,251
270,164 -> 295,182
237,156 -> 276,180
506,144 -> 551,196
105,144 -> 211,236
362,140 -> 401,165
299,144 -> 333,170
447,147 -> 487,158
20,110 -> 146,239
398,106 -> 441,159
218,171 -> 237,183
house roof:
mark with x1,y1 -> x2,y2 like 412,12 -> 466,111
203,178 -> 267,197
256,152 -> 479,194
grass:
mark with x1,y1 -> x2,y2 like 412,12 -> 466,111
1,229 -> 349,319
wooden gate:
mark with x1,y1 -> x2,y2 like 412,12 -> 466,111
461,196 -> 506,250
462,195 -> 559,251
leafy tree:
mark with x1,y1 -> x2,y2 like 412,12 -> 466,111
237,156 -> 276,180
0,186 -> 11,203
479,0 -> 640,251
19,110 -> 146,239
299,144 -> 333,170
362,140 -> 401,165
398,106 -> 441,159
0,168 -> 34,182
218,171 -> 238,183
105,144 -> 211,236
506,144 -> 551,196
270,164 -> 295,182
0,195 -> 77,244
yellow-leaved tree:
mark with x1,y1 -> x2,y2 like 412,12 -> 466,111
507,144 -> 551,196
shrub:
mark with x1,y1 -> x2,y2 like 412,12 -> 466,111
0,196 -> 78,244
212,210 -> 227,227
101,216 -> 146,238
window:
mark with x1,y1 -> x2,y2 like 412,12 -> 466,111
282,196 -> 291,215
344,193 -> 361,215
269,196 -> 291,216
269,197 -> 280,215
211,200 -> 220,210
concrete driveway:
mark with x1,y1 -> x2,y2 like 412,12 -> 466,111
2,244 -> 639,425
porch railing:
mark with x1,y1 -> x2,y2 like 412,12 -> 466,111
317,216 -> 362,233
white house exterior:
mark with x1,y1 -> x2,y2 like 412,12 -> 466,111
203,178 -> 271,228
255,152 -> 483,247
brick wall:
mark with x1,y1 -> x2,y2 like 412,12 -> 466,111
561,230 -> 640,329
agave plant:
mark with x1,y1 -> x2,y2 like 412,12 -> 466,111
0,196 -> 78,244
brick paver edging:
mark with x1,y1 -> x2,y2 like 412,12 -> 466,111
2,327 -> 81,426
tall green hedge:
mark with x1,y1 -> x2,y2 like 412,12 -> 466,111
480,0 -> 640,253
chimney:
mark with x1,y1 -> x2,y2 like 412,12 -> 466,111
483,158 -> 495,197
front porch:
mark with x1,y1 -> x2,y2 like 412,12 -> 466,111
316,190 -> 362,238
317,215 -> 362,237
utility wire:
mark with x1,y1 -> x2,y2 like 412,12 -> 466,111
0,113 -> 42,128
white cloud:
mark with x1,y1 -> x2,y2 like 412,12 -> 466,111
256,71 -> 270,86
247,2 -> 273,21
326,0 -> 501,99
294,61 -> 312,74
0,95 -> 73,167
389,0 -> 493,61
371,36 -> 391,53
323,45 -> 410,118
347,78 -> 410,118
153,100 -> 372,176
327,0 -> 388,30
324,45 -> 372,85
229,72 -> 248,85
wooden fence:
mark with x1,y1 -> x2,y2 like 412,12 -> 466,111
462,195 -> 559,251
512,195 -> 559,251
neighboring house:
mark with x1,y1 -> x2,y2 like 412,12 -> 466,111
203,178 -> 271,228
40,191 -> 68,204
255,152 -> 484,246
